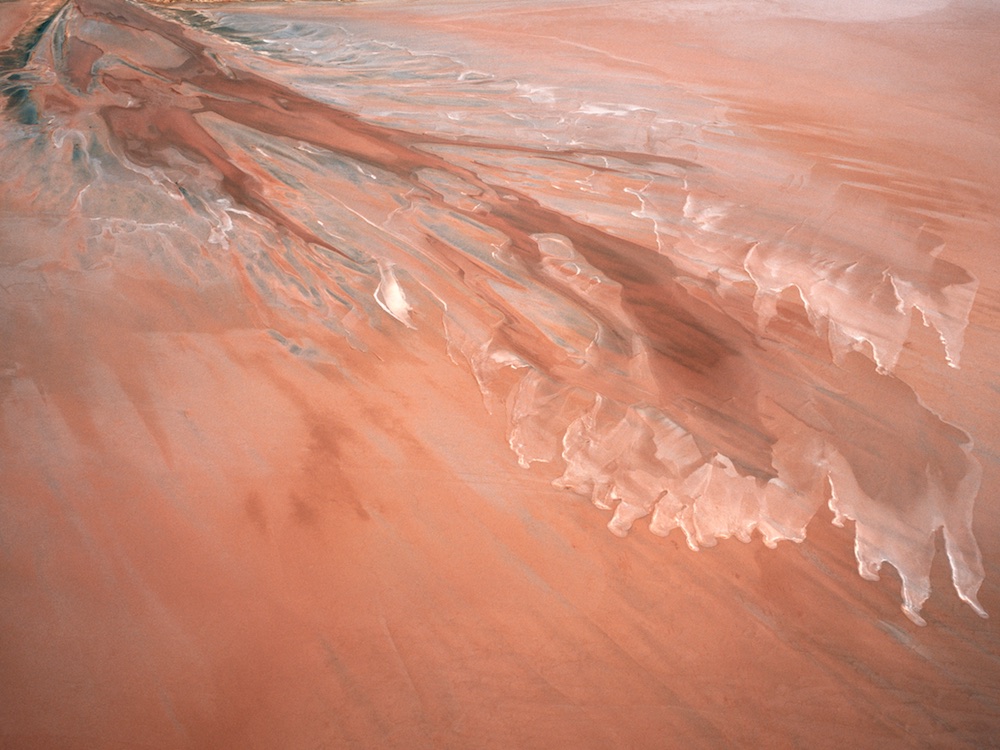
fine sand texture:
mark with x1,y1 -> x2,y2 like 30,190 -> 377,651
2,0 -> 999,747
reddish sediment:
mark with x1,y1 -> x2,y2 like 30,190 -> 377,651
1,0 -> 999,747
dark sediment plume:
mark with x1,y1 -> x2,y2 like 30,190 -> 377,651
3,0 -> 986,624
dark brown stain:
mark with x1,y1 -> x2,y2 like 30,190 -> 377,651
244,491 -> 268,533
289,492 -> 318,526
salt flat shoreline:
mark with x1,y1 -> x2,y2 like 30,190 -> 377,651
2,0 -> 998,747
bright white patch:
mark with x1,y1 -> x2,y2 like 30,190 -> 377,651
375,263 -> 415,328
576,103 -> 651,117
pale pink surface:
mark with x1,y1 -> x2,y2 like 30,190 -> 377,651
1,0 -> 999,747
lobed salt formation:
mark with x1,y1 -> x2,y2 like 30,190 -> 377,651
0,0 -> 987,625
